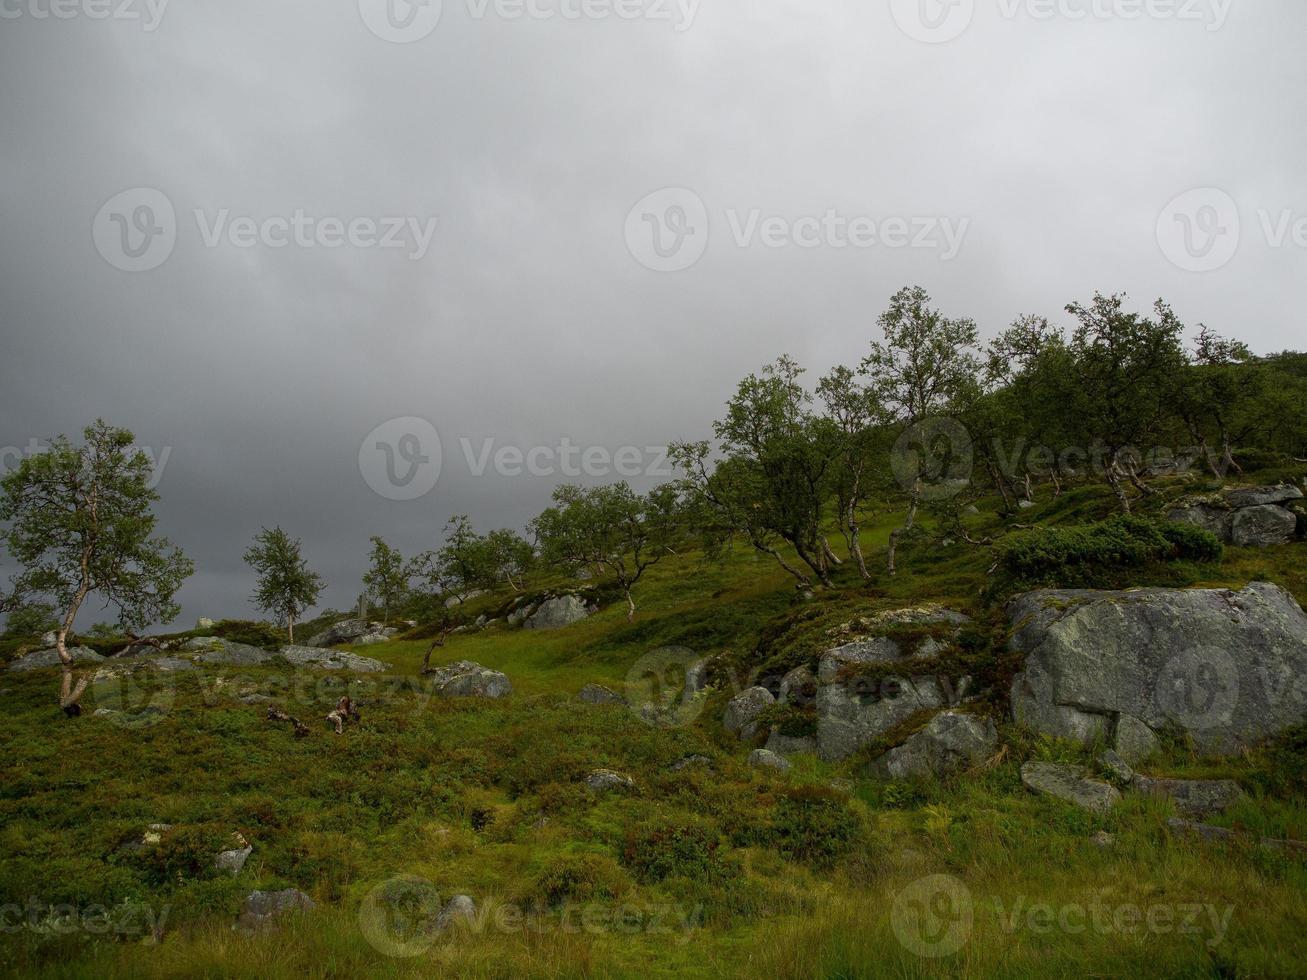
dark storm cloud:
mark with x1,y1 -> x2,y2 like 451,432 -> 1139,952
2,1 -> 1304,623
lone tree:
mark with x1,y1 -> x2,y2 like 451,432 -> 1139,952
362,536 -> 409,620
244,527 -> 323,644
0,420 -> 193,713
530,482 -> 681,620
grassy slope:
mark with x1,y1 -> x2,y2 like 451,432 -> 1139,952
2,482 -> 1306,978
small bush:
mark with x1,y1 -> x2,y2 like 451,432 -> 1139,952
528,852 -> 629,907
139,825 -> 231,886
995,515 -> 1222,590
622,818 -> 724,883
755,703 -> 818,738
769,785 -> 862,870
211,620 -> 285,650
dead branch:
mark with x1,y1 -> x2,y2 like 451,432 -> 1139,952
326,696 -> 360,735
267,706 -> 311,738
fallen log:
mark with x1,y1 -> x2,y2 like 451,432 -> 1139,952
267,706 -> 311,738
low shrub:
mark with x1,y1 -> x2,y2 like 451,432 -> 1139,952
769,785 -> 862,870
622,818 -> 724,883
528,852 -> 630,907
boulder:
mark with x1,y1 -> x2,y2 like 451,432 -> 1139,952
278,645 -> 387,673
684,661 -> 710,700
427,661 -> 512,699
1021,761 -> 1122,814
778,665 -> 817,706
764,731 -> 817,756
41,630 -> 58,647
236,889 -> 315,934
748,748 -> 792,772
1009,583 -> 1307,756
722,686 -> 774,741
506,602 -> 538,626
523,596 -> 594,631
182,638 -> 272,667
578,683 -> 627,706
1132,776 -> 1242,818
815,616 -> 969,762
435,895 -> 478,931
1224,485 -> 1303,508
670,755 -> 713,772
1231,505 -> 1297,547
584,769 -> 635,793
1098,750 -> 1135,783
215,833 -> 253,875
306,619 -> 396,648
1166,505 -> 1233,541
872,711 -> 998,779
7,646 -> 104,672
196,617 -> 216,631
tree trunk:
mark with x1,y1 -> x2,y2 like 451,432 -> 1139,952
288,614 -> 295,645
986,459 -> 1017,514
625,590 -> 636,621
1105,460 -> 1132,513
846,502 -> 871,582
1220,429 -> 1242,476
820,536 -> 843,567
59,666 -> 89,716
757,543 -> 811,589
887,528 -> 903,577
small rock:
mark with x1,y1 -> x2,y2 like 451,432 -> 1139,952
578,683 -> 627,706
748,749 -> 792,772
427,661 -> 512,699
236,889 -> 315,934
778,665 -> 816,706
670,755 -> 712,772
873,711 -> 998,780
1091,831 -> 1116,849
1166,817 -> 1307,856
1018,499 -> 1036,510
1098,750 -> 1135,783
7,646 -> 104,672
584,769 -> 636,793
215,833 -> 253,875
435,895 -> 478,931
1113,715 -> 1159,765
1021,761 -> 1122,814
1132,777 -> 1243,819
723,686 -> 775,741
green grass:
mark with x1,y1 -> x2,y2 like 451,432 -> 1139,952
2,476 -> 1306,978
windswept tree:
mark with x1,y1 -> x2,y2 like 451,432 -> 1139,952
0,420 -> 193,713
529,482 -> 681,619
412,517 -> 537,602
483,527 -> 536,592
1176,326 -> 1262,478
816,365 -> 888,581
362,536 -> 410,620
861,287 -> 982,572
244,527 -> 323,644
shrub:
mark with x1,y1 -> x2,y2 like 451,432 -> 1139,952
139,824 -> 232,886
211,620 -> 285,650
755,703 -> 818,738
994,516 -> 1222,590
622,818 -> 724,883
528,852 -> 629,907
769,785 -> 861,870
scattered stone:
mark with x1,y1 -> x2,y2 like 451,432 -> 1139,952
670,755 -> 712,772
1018,499 -> 1036,510
305,619 -> 396,648
1021,761 -> 1122,814
236,889 -> 315,934
873,712 -> 998,780
578,683 -> 627,706
435,895 -> 478,931
748,748 -> 792,772
149,656 -> 199,673
1166,817 -> 1307,856
278,645 -> 387,673
1132,777 -> 1242,819
181,638 -> 272,666
427,661 -> 512,699
684,661 -> 710,699
238,693 -> 273,705
1113,714 -> 1159,765
1008,583 -> 1307,756
1225,485 -> 1304,508
1098,750 -> 1135,783
7,646 -> 104,672
584,769 -> 635,793
1231,505 -> 1298,547
723,686 -> 775,741
523,596 -> 594,631
506,602 -> 538,626
215,833 -> 253,875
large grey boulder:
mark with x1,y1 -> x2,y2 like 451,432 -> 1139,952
815,607 -> 972,762
1009,583 -> 1307,756
764,731 -> 818,756
181,638 -> 272,666
873,711 -> 998,780
1166,505 -> 1233,541
778,665 -> 816,706
427,660 -> 512,699
1231,505 -> 1297,547
723,686 -> 774,740
306,619 -> 396,648
1021,761 -> 1122,814
278,645 -> 387,673
1225,485 -> 1303,508
584,769 -> 636,793
7,646 -> 104,672
523,596 -> 594,631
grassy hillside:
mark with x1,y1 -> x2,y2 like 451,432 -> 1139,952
2,481 -> 1306,978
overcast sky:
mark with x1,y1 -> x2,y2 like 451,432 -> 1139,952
1,0 -> 1304,626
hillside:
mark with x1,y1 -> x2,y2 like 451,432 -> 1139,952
3,478 -> 1307,979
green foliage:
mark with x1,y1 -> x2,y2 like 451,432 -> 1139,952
2,601 -> 58,639
361,536 -> 410,618
622,818 -> 724,883
243,527 -> 323,640
137,825 -> 232,886
995,515 -> 1222,590
0,420 -> 193,639
527,853 -> 630,907
208,619 -> 285,651
767,785 -> 862,870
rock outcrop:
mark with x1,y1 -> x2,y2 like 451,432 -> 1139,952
1009,583 -> 1307,757
7,646 -> 105,672
427,661 -> 512,699
1021,761 -> 1122,814
584,769 -> 635,792
1168,484 -> 1303,547
722,686 -> 774,741
236,889 -> 315,934
578,683 -> 627,705
305,619 -> 396,648
871,711 -> 998,779
748,748 -> 792,772
278,646 -> 387,673
523,595 -> 595,631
